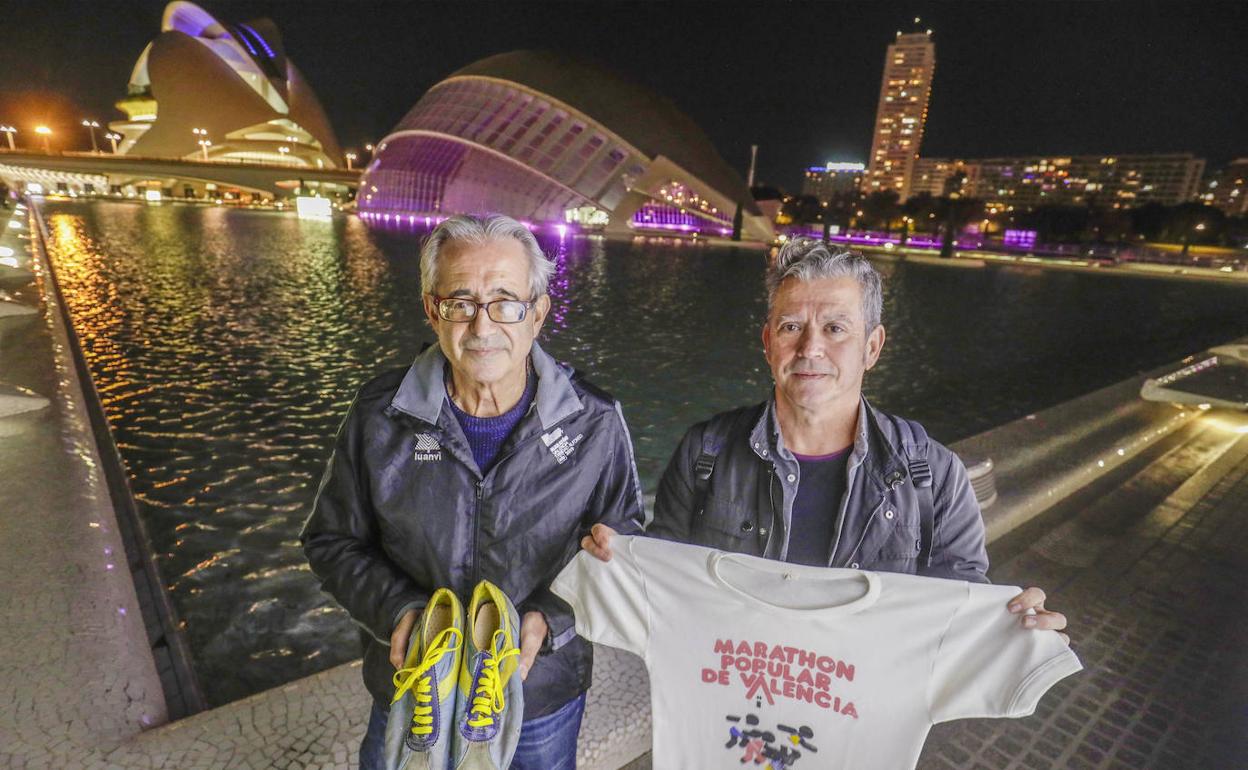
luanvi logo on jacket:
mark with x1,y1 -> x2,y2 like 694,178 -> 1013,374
541,427 -> 584,464
412,433 -> 443,462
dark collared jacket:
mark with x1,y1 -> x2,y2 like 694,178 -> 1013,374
301,342 -> 645,718
650,397 -> 989,582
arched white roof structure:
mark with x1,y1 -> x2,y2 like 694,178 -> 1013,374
110,1 -> 341,169
359,51 -> 772,241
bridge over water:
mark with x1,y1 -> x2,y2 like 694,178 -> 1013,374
0,149 -> 360,200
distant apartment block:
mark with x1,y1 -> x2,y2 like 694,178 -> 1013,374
910,158 -> 977,198
801,162 -> 865,204
865,29 -> 935,199
913,154 -> 1205,208
1200,158 -> 1248,216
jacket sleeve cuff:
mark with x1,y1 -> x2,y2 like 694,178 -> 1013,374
379,596 -> 425,647
520,588 -> 577,652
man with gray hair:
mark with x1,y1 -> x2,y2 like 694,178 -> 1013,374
303,214 -> 644,769
583,237 -> 1066,636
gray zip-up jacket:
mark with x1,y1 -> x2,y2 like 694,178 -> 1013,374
649,397 -> 988,582
301,342 -> 645,718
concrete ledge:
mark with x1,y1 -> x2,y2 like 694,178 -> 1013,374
0,297 -> 38,319
951,341 -> 1246,542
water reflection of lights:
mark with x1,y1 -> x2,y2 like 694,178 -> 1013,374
1204,414 -> 1248,434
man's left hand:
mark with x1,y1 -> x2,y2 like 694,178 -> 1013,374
1008,586 -> 1069,644
518,611 -> 548,681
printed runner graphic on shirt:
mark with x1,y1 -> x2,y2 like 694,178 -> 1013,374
725,712 -> 819,769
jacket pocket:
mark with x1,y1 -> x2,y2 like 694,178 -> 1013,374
876,521 -> 921,560
692,494 -> 758,552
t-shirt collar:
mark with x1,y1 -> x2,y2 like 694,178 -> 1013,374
707,550 -> 881,616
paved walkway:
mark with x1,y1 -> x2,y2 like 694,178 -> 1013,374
0,204 -> 171,767
918,416 -> 1248,769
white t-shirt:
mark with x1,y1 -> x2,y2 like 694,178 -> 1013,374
552,535 -> 1081,770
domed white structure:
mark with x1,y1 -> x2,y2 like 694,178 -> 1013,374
359,51 -> 772,241
110,1 -> 341,169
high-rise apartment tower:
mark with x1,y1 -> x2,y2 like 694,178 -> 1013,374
865,24 -> 935,200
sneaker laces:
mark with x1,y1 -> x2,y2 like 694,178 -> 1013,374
391,626 -> 463,736
467,629 -> 519,729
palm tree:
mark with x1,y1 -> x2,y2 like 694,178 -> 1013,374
861,190 -> 901,236
935,196 -> 983,258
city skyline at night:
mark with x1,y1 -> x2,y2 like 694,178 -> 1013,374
2,2 -> 1246,192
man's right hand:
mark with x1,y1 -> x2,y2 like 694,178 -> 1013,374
389,609 -> 418,669
580,523 -> 617,562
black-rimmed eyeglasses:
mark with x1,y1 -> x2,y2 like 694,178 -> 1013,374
430,295 -> 535,324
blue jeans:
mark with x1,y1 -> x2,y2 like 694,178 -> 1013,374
359,693 -> 587,770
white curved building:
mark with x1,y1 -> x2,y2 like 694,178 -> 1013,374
359,51 -> 772,241
110,1 -> 341,168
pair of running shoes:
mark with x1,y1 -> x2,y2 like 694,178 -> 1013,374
385,581 -> 524,770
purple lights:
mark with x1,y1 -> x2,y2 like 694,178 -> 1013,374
630,202 -> 728,236
1004,229 -> 1038,248
237,24 -> 277,59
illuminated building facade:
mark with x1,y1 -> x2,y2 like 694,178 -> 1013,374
969,154 -> 1204,208
1200,159 -> 1248,216
909,158 -> 978,198
910,154 -> 1204,209
110,1 -> 341,168
801,162 -> 865,205
865,29 -> 935,200
358,51 -> 771,240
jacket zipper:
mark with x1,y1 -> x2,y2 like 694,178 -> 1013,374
472,480 -> 484,586
468,413 -> 577,587
765,465 -> 776,556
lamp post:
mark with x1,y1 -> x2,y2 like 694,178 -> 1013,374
364,143 -> 374,156
105,132 -> 121,154
197,138 -> 212,161
0,126 -> 15,150
35,125 -> 52,153
1180,222 -> 1202,257
81,119 -> 100,152
345,152 -> 356,170
191,127 -> 209,160
278,146 -> 290,165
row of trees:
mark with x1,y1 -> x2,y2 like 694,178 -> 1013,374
776,189 -> 1248,253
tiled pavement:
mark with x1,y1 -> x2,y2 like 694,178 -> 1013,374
917,419 -> 1248,769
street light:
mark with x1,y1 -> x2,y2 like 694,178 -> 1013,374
278,146 -> 290,165
34,125 -> 52,153
105,132 -> 122,154
345,152 -> 356,170
81,119 -> 100,152
192,128 -> 210,161
365,143 -> 374,154
0,126 -> 14,150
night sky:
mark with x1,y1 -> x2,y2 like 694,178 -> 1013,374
3,1 -> 1246,190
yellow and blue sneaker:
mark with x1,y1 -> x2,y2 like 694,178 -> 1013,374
452,580 -> 524,770
385,588 -> 464,770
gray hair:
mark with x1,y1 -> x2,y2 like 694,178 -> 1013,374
419,214 -> 555,299
765,238 -> 883,332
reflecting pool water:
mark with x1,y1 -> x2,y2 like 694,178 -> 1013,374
41,201 -> 1248,704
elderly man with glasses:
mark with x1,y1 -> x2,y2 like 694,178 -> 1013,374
302,214 -> 644,770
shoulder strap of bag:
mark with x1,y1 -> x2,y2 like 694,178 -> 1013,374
692,404 -> 764,517
897,418 -> 935,568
